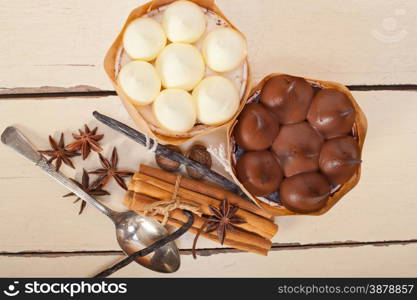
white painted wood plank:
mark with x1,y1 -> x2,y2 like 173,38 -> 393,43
0,244 -> 416,277
0,96 -> 230,251
1,0 -> 417,93
0,91 -> 416,252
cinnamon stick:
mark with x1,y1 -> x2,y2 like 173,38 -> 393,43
155,216 -> 269,256
138,164 -> 273,219
129,176 -> 278,239
125,192 -> 271,255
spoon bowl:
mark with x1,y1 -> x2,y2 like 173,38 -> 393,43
113,211 -> 180,273
1,126 -> 181,274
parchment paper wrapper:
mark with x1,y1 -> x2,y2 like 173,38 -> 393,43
104,0 -> 252,145
227,73 -> 368,216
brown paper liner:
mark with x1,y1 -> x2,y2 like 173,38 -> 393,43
103,0 -> 252,145
227,73 -> 368,216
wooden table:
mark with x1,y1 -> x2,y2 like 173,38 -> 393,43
1,0 -> 416,277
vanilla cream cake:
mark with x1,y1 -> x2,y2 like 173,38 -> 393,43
115,0 -> 249,138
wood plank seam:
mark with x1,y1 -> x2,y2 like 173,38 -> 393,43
1,239 -> 416,258
0,91 -> 116,99
348,84 -> 417,91
1,84 -> 417,99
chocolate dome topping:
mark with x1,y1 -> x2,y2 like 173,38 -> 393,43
272,122 -> 324,177
235,151 -> 283,197
280,172 -> 330,213
231,73 -> 363,215
307,88 -> 356,139
233,103 -> 280,151
319,136 -> 361,185
260,75 -> 314,124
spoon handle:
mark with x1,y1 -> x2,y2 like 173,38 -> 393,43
1,126 -> 116,218
94,210 -> 195,278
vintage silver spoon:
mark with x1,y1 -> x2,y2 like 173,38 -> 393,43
1,126 -> 181,273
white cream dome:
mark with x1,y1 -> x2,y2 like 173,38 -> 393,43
162,0 -> 206,43
153,89 -> 197,133
202,28 -> 247,72
117,61 -> 161,105
192,76 -> 240,125
155,43 -> 205,91
123,18 -> 166,61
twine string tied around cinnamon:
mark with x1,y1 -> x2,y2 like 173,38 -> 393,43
143,175 -> 202,225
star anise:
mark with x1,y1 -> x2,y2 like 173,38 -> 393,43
39,133 -> 80,171
89,147 -> 133,190
66,124 -> 104,160
63,169 -> 110,215
192,198 -> 246,258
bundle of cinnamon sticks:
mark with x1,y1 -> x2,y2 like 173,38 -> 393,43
123,164 -> 278,255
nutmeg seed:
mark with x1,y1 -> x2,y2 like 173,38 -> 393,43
186,144 -> 212,179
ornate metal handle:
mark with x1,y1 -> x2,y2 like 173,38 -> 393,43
1,127 -> 43,164
1,126 -> 116,218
